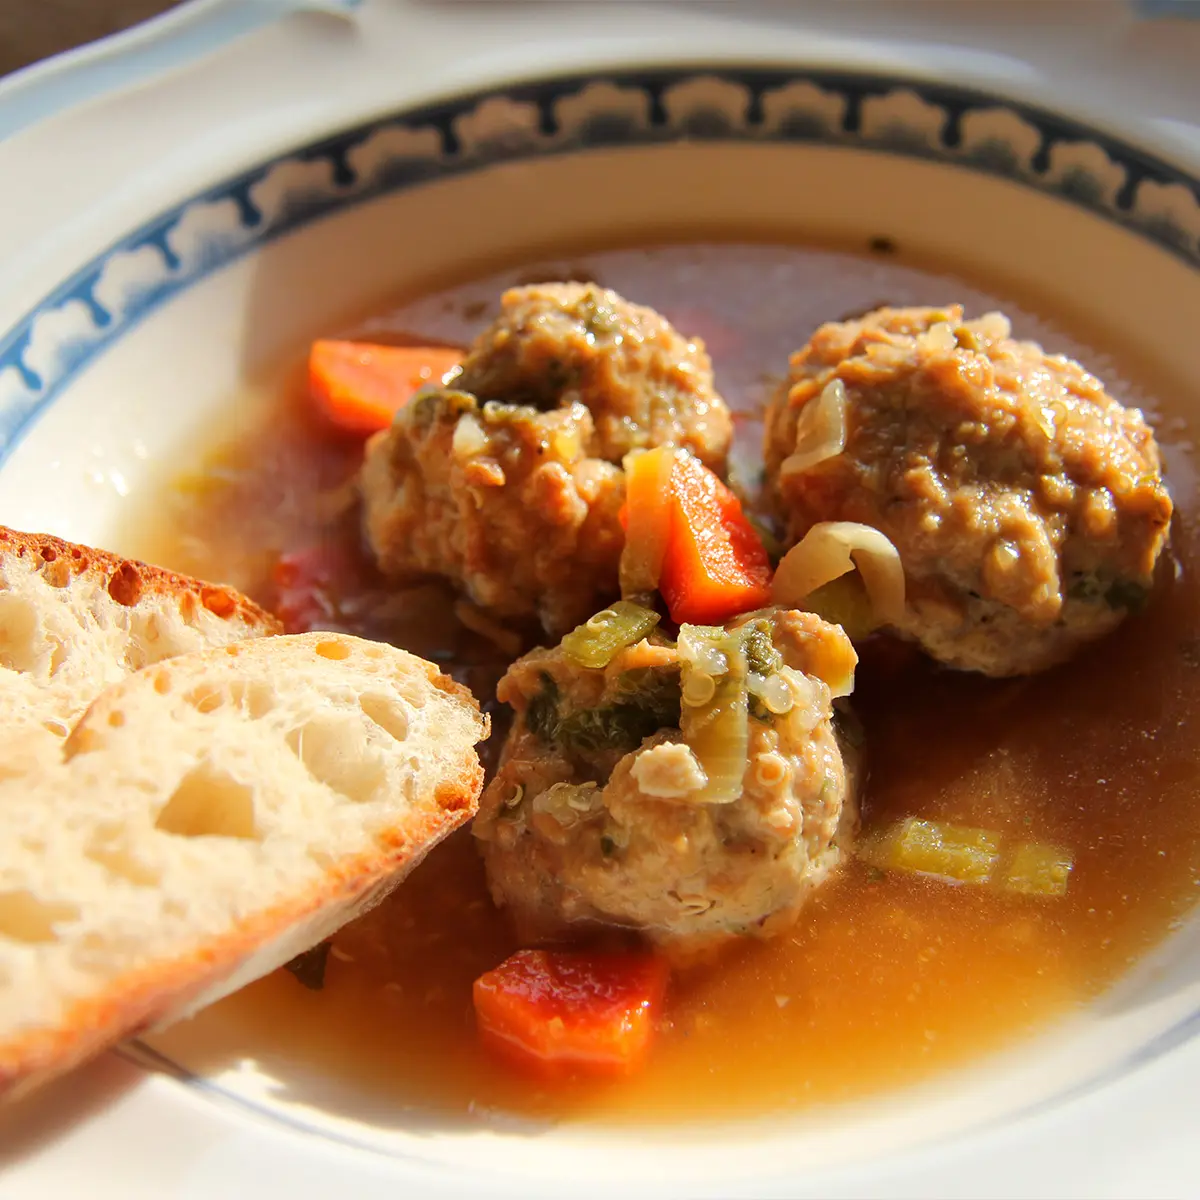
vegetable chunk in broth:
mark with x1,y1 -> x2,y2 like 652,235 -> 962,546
130,243 -> 1200,1124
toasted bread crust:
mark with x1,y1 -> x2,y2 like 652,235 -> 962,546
0,527 -> 282,635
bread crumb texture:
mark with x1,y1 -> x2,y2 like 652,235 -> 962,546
0,529 -> 487,1096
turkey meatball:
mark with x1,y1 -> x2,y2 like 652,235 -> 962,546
361,284 -> 733,635
764,305 -> 1173,676
455,282 -> 733,468
473,607 -> 860,958
362,390 -> 625,636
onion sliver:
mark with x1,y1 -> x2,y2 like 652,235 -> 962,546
772,521 -> 906,627
780,379 -> 847,478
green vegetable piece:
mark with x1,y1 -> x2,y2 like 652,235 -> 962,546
1105,578 -> 1149,613
614,667 -> 684,737
801,573 -> 879,641
529,665 -> 681,760
1068,572 -> 1149,613
561,601 -> 661,669
554,669 -> 681,758
864,817 -> 1001,884
742,617 -> 783,677
747,514 -> 787,566
679,624 -> 750,805
525,673 -> 561,743
1003,841 -> 1073,897
554,703 -> 661,757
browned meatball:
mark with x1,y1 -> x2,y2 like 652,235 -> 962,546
764,306 -> 1173,676
362,284 -> 734,636
361,390 -> 624,636
455,282 -> 733,469
473,609 -> 859,959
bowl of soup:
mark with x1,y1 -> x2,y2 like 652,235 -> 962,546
2,4 -> 1199,1196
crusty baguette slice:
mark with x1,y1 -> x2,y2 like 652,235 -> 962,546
0,527 -> 282,766
0,631 -> 487,1096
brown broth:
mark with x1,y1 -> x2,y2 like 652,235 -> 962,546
129,243 -> 1200,1126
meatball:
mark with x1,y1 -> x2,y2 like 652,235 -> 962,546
455,282 -> 733,469
362,390 -> 625,636
473,608 -> 860,958
764,306 -> 1173,676
362,284 -> 734,636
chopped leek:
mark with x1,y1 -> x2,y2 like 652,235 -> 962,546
678,624 -> 749,805
861,820 -> 1075,898
863,817 -> 1001,884
1002,841 -> 1073,897
801,573 -> 879,642
561,601 -> 661,669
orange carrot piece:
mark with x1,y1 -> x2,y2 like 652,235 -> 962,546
659,451 -> 773,624
619,446 -> 677,596
473,949 -> 669,1081
307,340 -> 461,435
621,449 -> 772,625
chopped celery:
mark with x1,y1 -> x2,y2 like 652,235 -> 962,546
1003,842 -> 1073,897
861,819 -> 1074,897
678,624 -> 749,805
561,601 -> 661,669
864,818 -> 1001,884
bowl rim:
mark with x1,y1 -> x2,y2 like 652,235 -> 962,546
2,62 -> 1199,471
3,29 -> 1200,1200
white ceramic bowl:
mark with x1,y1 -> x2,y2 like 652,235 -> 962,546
2,4 -> 1200,1197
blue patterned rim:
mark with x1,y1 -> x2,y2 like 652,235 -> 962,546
2,66 -> 1200,466
3,63 -> 1198,1166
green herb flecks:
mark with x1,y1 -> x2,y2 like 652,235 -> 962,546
1067,571 -> 1150,613
524,667 -> 681,761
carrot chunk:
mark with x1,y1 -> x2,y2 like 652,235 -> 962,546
621,449 -> 772,625
307,340 -> 461,435
619,446 -> 677,596
473,949 -> 669,1080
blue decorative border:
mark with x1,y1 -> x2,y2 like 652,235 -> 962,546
2,66 -> 1200,465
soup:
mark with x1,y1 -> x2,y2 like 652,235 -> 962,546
129,242 -> 1200,1124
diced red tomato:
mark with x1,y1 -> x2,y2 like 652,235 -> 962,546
473,949 -> 669,1080
270,542 -> 356,633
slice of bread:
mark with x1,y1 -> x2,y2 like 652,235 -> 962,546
0,631 -> 488,1096
0,527 -> 282,767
